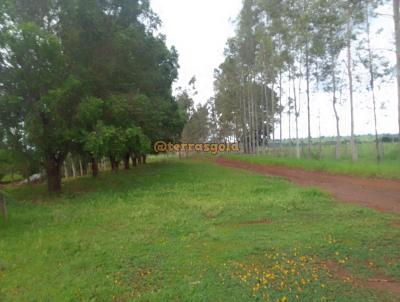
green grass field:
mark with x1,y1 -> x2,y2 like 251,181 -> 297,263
224,142 -> 400,179
1,160 -> 400,301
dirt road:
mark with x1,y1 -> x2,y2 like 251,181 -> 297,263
215,157 -> 400,214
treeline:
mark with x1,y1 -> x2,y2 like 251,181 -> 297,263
0,0 -> 185,193
213,0 -> 399,161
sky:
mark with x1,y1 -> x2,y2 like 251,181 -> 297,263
150,0 -> 398,138
150,0 -> 242,103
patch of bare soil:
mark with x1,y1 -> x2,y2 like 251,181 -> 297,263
323,260 -> 400,295
215,158 -> 400,214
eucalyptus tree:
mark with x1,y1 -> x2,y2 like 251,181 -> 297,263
295,0 -> 315,158
268,0 -> 317,158
283,0 -> 304,159
360,0 -> 391,162
255,0 -> 292,154
292,63 -> 302,158
181,104 -> 210,144
206,98 -> 222,142
394,0 -> 400,137
343,0 -> 369,162
316,0 -> 347,159
214,40 -> 243,145
255,24 -> 276,151
237,0 -> 258,153
214,33 -> 278,151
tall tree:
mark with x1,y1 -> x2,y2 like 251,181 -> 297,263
317,0 -> 347,160
0,0 -> 180,193
394,0 -> 400,138
360,0 -> 391,162
0,22 -> 83,193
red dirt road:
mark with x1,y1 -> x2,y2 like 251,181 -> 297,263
215,157 -> 400,214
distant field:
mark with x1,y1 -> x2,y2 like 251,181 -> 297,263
1,160 -> 399,301
272,141 -> 400,161
224,142 -> 400,179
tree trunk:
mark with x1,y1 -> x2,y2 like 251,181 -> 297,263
262,84 -> 266,153
79,158 -> 84,176
279,70 -> 283,154
131,155 -> 137,167
288,71 -> 292,147
46,157 -> 62,194
394,0 -> 400,138
264,84 -> 270,153
142,155 -> 147,164
366,9 -> 381,162
318,113 -> 322,160
305,40 -> 312,159
332,62 -> 341,160
239,73 -> 248,154
271,82 -> 275,150
70,156 -> 77,178
91,157 -> 99,178
253,79 -> 260,155
347,16 -> 358,162
63,162 -> 69,179
124,154 -> 130,170
0,193 -> 7,224
82,161 -> 88,176
110,156 -> 119,172
248,79 -> 255,154
294,64 -> 301,159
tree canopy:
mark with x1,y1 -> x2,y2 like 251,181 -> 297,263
0,0 -> 183,192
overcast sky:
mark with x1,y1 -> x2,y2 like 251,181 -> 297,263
151,0 -> 242,103
150,0 -> 398,138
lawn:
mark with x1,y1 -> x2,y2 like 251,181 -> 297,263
0,174 -> 23,184
0,159 -> 399,301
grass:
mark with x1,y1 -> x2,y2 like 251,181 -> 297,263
0,159 -> 399,301
0,173 -> 23,184
224,142 -> 400,179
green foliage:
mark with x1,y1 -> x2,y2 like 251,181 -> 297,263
0,0 -> 181,192
181,104 -> 210,143
0,22 -> 82,165
0,149 -> 13,181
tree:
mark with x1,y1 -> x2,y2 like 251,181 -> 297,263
76,96 -> 105,177
360,1 -> 391,162
213,41 -> 278,150
317,0 -> 347,160
346,3 -> 358,162
0,23 -> 83,193
394,0 -> 400,138
182,104 -> 210,144
1,0 -> 181,193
